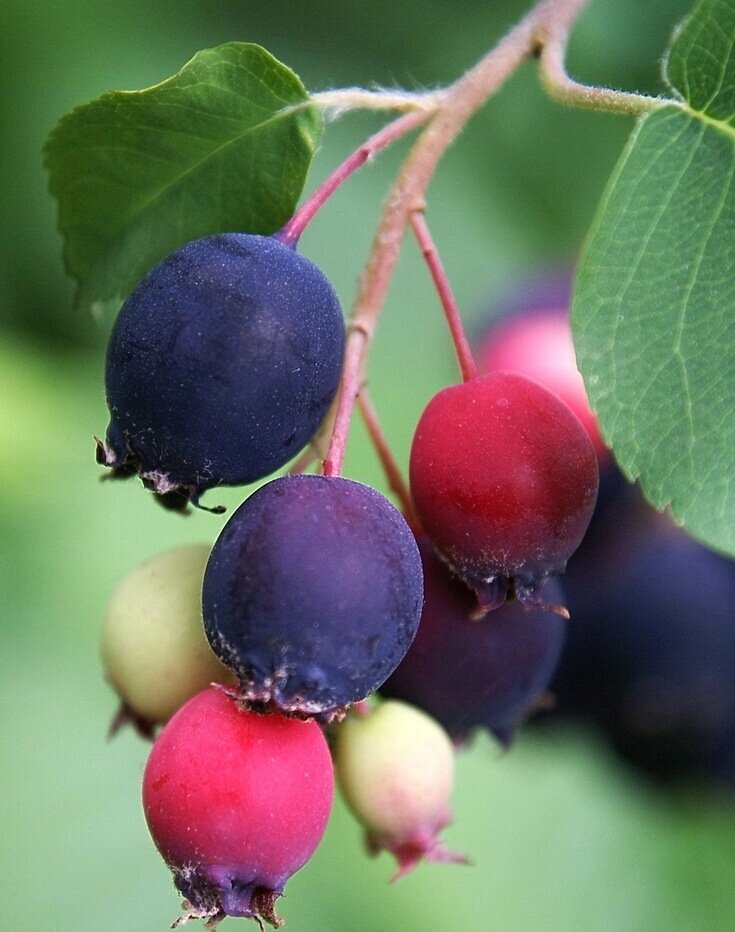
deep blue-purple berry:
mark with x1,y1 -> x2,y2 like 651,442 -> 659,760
381,537 -> 566,746
202,475 -> 423,720
550,494 -> 735,787
98,234 -> 345,510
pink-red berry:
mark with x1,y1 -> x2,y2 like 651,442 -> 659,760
142,686 -> 334,928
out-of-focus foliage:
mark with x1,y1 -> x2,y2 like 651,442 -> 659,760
574,0 -> 735,555
4,1 -> 734,931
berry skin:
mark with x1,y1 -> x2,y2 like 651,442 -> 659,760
98,233 -> 345,511
142,686 -> 334,928
101,544 -> 235,736
409,372 -> 598,612
381,538 -> 566,745
334,700 -> 465,878
202,474 -> 424,721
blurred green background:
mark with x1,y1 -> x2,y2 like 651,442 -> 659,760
3,0 -> 734,930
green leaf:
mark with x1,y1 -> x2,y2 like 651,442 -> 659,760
573,0 -> 735,555
665,0 -> 735,119
45,43 -> 322,310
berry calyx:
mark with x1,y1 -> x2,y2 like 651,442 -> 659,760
409,371 -> 598,613
101,544 -> 235,737
98,233 -> 345,510
382,537 -> 567,745
202,474 -> 423,721
142,686 -> 334,928
333,700 -> 466,878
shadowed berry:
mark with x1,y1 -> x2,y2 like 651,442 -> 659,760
202,474 -> 423,720
142,686 -> 334,928
98,233 -> 345,511
409,372 -> 598,613
382,538 -> 566,745
101,544 -> 235,737
549,496 -> 735,787
334,700 -> 466,878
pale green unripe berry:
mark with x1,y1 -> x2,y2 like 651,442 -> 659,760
101,544 -> 235,728
334,700 -> 465,877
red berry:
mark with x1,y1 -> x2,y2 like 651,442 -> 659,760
142,686 -> 333,928
409,372 -> 598,613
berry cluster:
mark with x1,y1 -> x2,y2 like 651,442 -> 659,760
96,169 -> 601,925
475,276 -> 735,789
39,1 -> 734,924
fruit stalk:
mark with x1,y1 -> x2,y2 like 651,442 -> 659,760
356,387 -> 419,530
277,109 -> 434,247
323,0 -> 591,476
409,210 -> 477,382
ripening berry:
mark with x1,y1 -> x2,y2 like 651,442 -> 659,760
409,372 -> 598,613
98,233 -> 345,511
382,538 -> 566,745
202,475 -> 423,720
333,700 -> 465,878
476,304 -> 608,460
142,686 -> 334,928
101,544 -> 235,736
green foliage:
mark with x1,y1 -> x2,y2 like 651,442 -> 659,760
44,42 -> 321,310
573,0 -> 735,556
6,3 -> 735,930
666,0 -> 735,117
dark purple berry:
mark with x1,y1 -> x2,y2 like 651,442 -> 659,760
551,495 -> 735,787
382,538 -> 566,746
98,233 -> 345,510
202,475 -> 423,720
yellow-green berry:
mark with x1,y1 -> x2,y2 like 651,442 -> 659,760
101,544 -> 235,735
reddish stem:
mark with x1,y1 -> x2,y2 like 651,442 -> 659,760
322,324 -> 366,477
322,0 -> 590,480
356,388 -> 421,531
410,211 -> 477,382
276,110 -> 432,248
